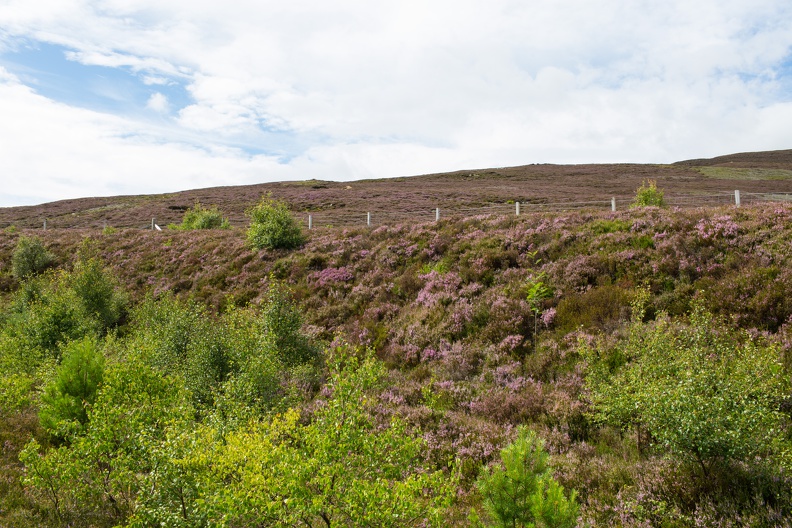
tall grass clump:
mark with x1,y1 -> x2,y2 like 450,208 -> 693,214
246,194 -> 304,250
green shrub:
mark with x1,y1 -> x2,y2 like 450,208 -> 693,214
473,426 -> 579,528
585,304 -> 790,476
5,285 -> 100,361
554,284 -> 631,333
246,195 -> 304,250
177,202 -> 230,230
39,337 -> 105,438
260,281 -> 319,366
67,256 -> 127,331
631,234 -> 655,249
20,355 -> 193,526
631,179 -> 665,207
129,284 -> 317,415
180,347 -> 457,527
130,294 -> 204,369
11,236 -> 54,279
589,219 -> 631,235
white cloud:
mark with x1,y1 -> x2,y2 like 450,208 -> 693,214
146,92 -> 169,113
0,0 -> 791,205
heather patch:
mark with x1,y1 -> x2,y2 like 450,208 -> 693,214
2,203 -> 792,525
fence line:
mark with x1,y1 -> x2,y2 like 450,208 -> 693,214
297,190 -> 784,230
5,190 -> 792,232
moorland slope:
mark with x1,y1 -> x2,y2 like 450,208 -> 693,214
3,149 -> 792,229
1,150 -> 792,526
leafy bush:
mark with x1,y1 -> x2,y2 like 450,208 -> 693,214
585,304 -> 790,476
631,179 -> 664,207
246,195 -> 304,250
176,202 -> 230,230
261,281 -> 320,366
176,346 -> 457,527
67,256 -> 127,331
473,426 -> 579,528
20,355 -> 193,526
128,284 -> 318,415
129,293 -> 204,370
11,236 -> 54,279
3,282 -> 100,362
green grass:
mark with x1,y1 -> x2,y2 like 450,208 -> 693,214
694,167 -> 792,180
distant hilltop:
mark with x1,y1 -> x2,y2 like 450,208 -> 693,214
1,149 -> 791,230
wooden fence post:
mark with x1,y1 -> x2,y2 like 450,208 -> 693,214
308,214 -> 313,230
435,208 -> 440,222
367,212 -> 371,226
735,190 -> 741,207
516,202 -> 520,215
611,197 -> 616,211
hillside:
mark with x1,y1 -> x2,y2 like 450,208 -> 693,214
3,149 -> 792,230
2,155 -> 792,526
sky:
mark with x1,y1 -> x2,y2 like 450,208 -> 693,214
1,1 -> 791,206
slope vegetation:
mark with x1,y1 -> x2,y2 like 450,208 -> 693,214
2,155 -> 792,525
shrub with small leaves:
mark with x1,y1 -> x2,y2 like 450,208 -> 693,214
584,303 -> 790,476
11,236 -> 54,279
632,179 -> 665,207
246,194 -> 304,250
68,256 -> 127,331
177,202 -> 230,230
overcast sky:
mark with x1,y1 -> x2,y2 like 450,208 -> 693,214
1,1 -> 791,206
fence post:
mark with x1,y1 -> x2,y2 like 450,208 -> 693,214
43,218 -> 47,230
516,202 -> 520,216
151,218 -> 155,230
308,214 -> 313,230
734,190 -> 741,207
367,212 -> 371,226
611,197 -> 616,212
435,208 -> 440,222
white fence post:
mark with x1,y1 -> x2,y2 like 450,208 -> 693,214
435,208 -> 440,222
516,202 -> 520,215
43,218 -> 47,230
611,197 -> 616,212
308,214 -> 313,230
151,218 -> 155,230
367,212 -> 371,226
735,190 -> 741,207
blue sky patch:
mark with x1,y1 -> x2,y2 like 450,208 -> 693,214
0,41 -> 192,116
0,40 -> 308,159
777,54 -> 792,99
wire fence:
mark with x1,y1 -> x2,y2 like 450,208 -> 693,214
4,190 -> 792,232
298,191 -> 792,229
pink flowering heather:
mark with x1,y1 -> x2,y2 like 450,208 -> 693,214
309,266 -> 354,287
415,270 -> 463,307
541,307 -> 557,327
695,215 -> 739,240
